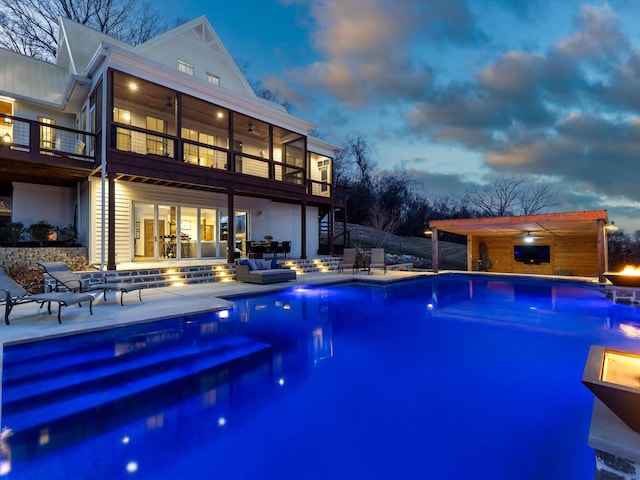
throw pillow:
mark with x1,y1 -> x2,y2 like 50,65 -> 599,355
248,259 -> 259,271
259,259 -> 272,270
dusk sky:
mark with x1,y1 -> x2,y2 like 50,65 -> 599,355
156,0 -> 640,233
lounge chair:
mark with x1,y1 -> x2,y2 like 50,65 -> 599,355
0,267 -> 94,324
38,262 -> 144,306
369,248 -> 387,274
338,248 -> 358,274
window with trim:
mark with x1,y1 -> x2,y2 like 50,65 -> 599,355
39,117 -> 55,150
113,107 -> 132,151
181,128 -> 215,167
146,116 -> 167,156
178,60 -> 194,76
206,73 -> 220,85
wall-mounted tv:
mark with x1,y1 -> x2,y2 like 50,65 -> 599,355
514,245 -> 551,264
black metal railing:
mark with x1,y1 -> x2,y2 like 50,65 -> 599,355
0,113 -> 95,162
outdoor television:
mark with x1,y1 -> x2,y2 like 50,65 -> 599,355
513,245 -> 550,264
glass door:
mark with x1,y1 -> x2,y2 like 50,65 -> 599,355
133,203 -> 156,260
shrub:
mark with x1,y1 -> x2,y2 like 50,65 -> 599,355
57,224 -> 78,245
0,222 -> 25,246
28,220 -> 54,245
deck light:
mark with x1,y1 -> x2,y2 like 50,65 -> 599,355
583,345 -> 640,432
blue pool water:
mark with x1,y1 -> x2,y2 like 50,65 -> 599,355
3,274 -> 640,479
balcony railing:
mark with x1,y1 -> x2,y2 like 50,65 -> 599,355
110,123 -> 337,197
0,114 -> 95,162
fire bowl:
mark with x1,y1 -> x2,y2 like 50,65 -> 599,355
605,272 -> 640,288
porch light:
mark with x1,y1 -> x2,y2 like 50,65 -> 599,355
605,220 -> 619,232
2,132 -> 10,145
583,345 -> 640,432
524,232 -> 534,243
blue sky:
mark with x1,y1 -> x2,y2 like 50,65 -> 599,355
156,0 -> 640,233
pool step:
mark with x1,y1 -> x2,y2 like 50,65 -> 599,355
2,319 -> 272,432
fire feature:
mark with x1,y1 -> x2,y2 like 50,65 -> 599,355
605,266 -> 640,287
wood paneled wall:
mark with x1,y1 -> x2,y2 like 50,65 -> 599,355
470,234 -> 599,277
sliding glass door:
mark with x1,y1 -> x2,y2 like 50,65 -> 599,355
133,203 -> 227,261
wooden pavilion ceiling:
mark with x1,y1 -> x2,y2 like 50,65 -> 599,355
429,211 -> 610,238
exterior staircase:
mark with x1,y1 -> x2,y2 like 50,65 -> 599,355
68,257 -> 346,290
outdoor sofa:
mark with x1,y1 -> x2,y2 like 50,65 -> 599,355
235,259 -> 296,284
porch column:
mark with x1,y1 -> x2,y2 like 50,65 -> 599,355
597,219 -> 606,283
227,189 -> 235,264
431,227 -> 439,273
329,206 -> 335,255
107,175 -> 116,270
301,200 -> 307,259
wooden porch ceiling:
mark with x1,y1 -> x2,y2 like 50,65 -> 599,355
0,156 -> 94,187
429,210 -> 610,238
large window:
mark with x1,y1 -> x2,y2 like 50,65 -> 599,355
146,116 -> 167,156
113,107 -> 131,151
39,117 -> 55,150
0,98 -> 13,146
181,127 -> 216,167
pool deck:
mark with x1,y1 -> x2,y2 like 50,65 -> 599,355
1,270 -> 430,345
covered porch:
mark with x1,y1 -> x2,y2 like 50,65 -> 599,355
429,210 -> 611,283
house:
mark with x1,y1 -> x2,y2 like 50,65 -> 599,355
430,210 -> 612,282
0,16 -> 343,269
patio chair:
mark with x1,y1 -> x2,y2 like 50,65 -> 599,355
369,248 -> 387,274
268,241 -> 279,258
280,240 -> 291,259
338,248 -> 358,274
0,267 -> 94,324
38,262 -> 144,306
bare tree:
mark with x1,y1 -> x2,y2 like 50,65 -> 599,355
465,176 -> 558,217
344,135 -> 376,186
0,0 -> 168,62
367,205 -> 401,247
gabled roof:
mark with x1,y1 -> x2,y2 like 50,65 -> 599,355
133,16 -> 256,98
57,17 -> 130,75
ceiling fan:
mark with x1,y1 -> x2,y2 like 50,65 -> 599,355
247,123 -> 261,136
521,231 -> 544,243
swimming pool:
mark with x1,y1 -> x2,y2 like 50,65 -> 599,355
2,274 -> 640,479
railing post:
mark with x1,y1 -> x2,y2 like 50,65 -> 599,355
30,120 -> 39,153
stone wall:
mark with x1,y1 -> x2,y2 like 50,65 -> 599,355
0,246 -> 88,269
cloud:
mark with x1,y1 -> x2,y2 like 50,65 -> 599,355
557,4 -> 629,62
402,2 -> 640,218
287,0 -> 490,106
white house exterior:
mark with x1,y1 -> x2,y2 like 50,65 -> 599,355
0,16 -> 343,269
